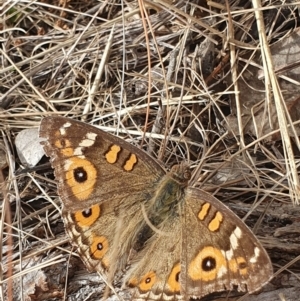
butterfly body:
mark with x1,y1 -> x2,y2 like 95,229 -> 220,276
39,116 -> 272,300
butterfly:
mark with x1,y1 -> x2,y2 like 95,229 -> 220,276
39,116 -> 272,300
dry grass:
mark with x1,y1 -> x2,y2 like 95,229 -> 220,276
1,0 -> 300,300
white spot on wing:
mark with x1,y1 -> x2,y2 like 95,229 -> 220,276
73,147 -> 83,156
217,265 -> 227,278
87,132 -> 97,141
64,159 -> 72,171
234,226 -> 242,238
60,122 -> 71,135
225,249 -> 234,260
229,227 -> 242,250
72,133 -> 97,156
250,247 -> 260,263
79,132 -> 97,147
60,128 -> 66,135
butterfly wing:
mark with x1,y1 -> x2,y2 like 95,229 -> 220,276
181,187 -> 273,298
123,186 -> 272,300
40,116 -> 165,210
123,217 -> 182,301
39,116 -> 166,272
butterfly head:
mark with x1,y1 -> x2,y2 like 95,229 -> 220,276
169,163 -> 191,187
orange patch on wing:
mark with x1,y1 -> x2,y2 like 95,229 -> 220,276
139,271 -> 157,291
188,246 -> 226,282
54,138 -> 73,157
167,263 -> 180,292
102,256 -> 110,269
123,154 -> 137,171
74,204 -> 100,228
198,203 -> 210,220
65,157 -> 97,201
61,147 -> 74,157
208,211 -> 223,232
229,257 -> 248,275
90,235 -> 109,260
105,145 -> 121,164
127,277 -> 138,287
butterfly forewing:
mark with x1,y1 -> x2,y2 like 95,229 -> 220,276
181,187 -> 273,298
39,116 -> 165,211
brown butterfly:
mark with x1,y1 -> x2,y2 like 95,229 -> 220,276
39,116 -> 272,300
